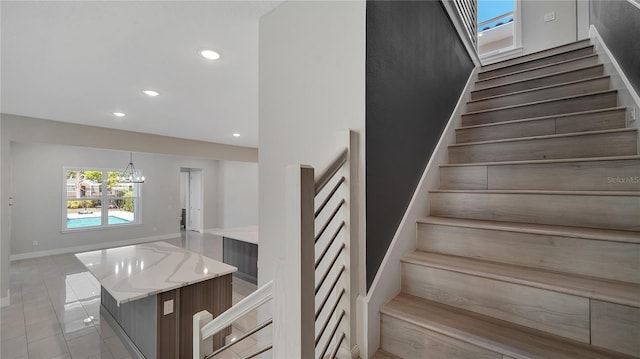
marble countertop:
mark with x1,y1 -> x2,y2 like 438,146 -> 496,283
208,225 -> 258,244
75,241 -> 236,305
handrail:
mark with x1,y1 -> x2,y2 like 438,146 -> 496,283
315,148 -> 348,194
479,11 -> 513,29
200,280 -> 273,340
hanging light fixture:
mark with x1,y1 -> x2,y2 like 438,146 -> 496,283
117,152 -> 145,183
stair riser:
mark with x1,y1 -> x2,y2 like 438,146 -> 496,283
461,91 -> 618,127
481,40 -> 591,72
402,263 -> 591,342
591,300 -> 640,357
456,109 -> 626,143
449,130 -> 637,164
416,222 -> 640,283
429,192 -> 640,231
466,77 -> 610,112
475,55 -> 600,90
478,46 -> 595,80
440,159 -> 640,191
380,314 -> 501,359
471,65 -> 605,100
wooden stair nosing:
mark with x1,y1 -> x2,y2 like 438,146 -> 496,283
478,46 -> 596,80
402,251 -> 640,308
429,189 -> 640,196
416,216 -> 640,244
462,89 -> 617,117
449,127 -> 637,148
479,39 -> 592,73
440,155 -> 640,168
381,293 -> 637,359
476,53 -> 600,85
471,64 -> 605,99
456,107 -> 627,131
467,75 -> 610,105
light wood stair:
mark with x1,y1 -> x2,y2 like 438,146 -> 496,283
379,40 -> 640,358
474,54 -> 601,89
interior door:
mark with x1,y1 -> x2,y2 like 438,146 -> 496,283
188,170 -> 203,232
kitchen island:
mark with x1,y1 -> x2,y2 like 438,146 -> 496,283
75,241 -> 236,359
209,226 -> 258,284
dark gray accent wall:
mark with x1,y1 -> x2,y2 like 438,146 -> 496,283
366,1 -> 473,289
590,0 -> 640,94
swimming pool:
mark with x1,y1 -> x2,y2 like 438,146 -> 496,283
67,216 -> 132,228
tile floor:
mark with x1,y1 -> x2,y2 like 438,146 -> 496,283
1,232 -> 259,359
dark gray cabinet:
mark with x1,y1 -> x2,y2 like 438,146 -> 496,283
223,237 -> 258,284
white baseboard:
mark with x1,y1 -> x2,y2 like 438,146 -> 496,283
9,233 -> 181,261
357,67 -> 479,358
0,289 -> 9,307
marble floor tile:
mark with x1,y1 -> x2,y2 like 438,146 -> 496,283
1,335 -> 29,359
27,333 -> 69,359
25,317 -> 63,343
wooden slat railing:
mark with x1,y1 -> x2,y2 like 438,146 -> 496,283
274,129 -> 357,358
195,129 -> 358,359
452,0 -> 478,50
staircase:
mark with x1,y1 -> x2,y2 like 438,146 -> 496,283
377,40 -> 640,358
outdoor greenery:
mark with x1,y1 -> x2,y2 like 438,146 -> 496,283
116,189 -> 135,212
67,170 -> 135,212
67,200 -> 97,209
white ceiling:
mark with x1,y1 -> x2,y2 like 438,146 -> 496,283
1,0 -> 283,148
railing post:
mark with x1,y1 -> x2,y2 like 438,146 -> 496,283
273,164 -> 316,358
193,310 -> 213,359
342,129 -> 359,359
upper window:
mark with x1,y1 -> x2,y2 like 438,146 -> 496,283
64,168 -> 141,230
477,0 -> 518,56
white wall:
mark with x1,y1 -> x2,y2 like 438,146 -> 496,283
258,0 -> 365,354
258,0 -> 365,285
9,141 -> 220,256
217,161 -> 258,228
520,0 -> 577,55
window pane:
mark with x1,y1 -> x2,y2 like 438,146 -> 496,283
66,170 -> 102,199
108,199 -> 135,225
66,200 -> 102,228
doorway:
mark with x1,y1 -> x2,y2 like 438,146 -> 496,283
180,168 -> 203,233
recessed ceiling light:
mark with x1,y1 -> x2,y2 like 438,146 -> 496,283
143,90 -> 159,97
113,112 -> 126,117
200,50 -> 221,60
232,133 -> 240,137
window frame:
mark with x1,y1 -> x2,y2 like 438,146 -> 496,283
62,166 -> 142,232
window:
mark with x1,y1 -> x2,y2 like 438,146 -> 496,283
477,0 -> 521,58
64,168 -> 141,230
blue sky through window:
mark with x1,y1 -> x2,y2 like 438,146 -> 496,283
478,0 -> 515,23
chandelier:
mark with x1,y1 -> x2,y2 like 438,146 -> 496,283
118,152 -> 145,184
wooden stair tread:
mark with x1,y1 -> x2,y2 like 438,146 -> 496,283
476,54 -> 599,84
429,189 -> 640,196
402,251 -> 640,307
467,75 -> 610,104
382,293 -> 637,359
479,39 -> 592,73
440,154 -> 640,168
471,64 -> 605,97
416,216 -> 640,244
462,89 -> 617,116
448,127 -> 636,147
456,107 -> 626,131
369,349 -> 402,359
